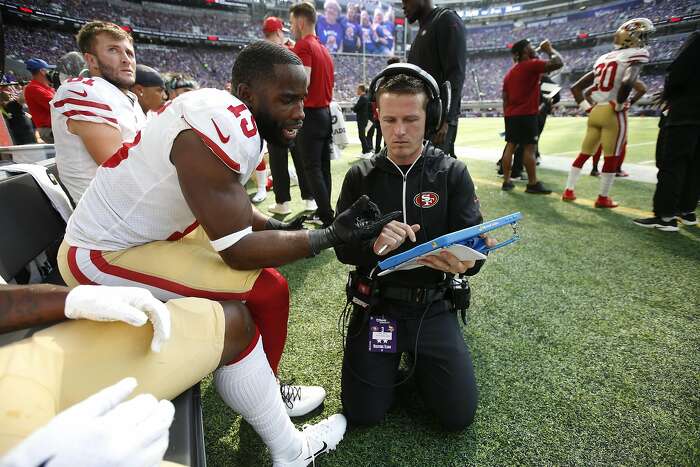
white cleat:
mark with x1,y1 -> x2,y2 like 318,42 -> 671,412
252,191 -> 267,203
281,383 -> 326,417
303,199 -> 317,212
268,202 -> 291,215
272,414 -> 347,467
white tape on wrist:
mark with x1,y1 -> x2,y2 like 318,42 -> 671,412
578,100 -> 592,112
210,227 -> 252,252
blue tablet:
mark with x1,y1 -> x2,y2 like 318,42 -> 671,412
377,212 -> 522,275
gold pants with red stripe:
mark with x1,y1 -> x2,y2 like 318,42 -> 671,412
0,297 -> 225,454
580,103 -> 627,157
58,227 -> 262,301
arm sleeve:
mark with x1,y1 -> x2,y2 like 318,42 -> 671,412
333,166 -> 379,266
437,11 -> 466,123
51,81 -> 120,130
181,100 -> 259,175
448,161 -> 486,276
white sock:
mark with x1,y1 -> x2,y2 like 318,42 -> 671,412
214,337 -> 303,463
599,172 -> 615,197
255,170 -> 267,195
566,167 -> 582,190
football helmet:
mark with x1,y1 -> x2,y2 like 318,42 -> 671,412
613,18 -> 655,49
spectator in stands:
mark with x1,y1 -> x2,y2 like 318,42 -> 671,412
51,21 -> 146,202
353,84 -> 372,156
360,10 -> 377,54
23,58 -> 56,143
404,0 -> 465,156
500,39 -> 562,193
131,64 -> 166,116
634,32 -> 700,231
342,13 -> 362,53
262,15 -> 316,215
371,9 -> 392,55
290,2 -> 336,226
316,0 -> 344,53
0,87 -> 37,145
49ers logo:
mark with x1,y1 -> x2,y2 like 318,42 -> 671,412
414,192 -> 439,208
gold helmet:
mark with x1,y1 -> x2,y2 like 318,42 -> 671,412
613,18 -> 655,49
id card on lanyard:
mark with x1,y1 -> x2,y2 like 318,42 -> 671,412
368,316 -> 397,353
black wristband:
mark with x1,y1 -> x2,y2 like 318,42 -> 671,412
265,217 -> 287,230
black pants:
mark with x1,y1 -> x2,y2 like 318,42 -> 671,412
513,112 -> 548,175
267,141 -> 312,204
437,122 -> 458,157
341,300 -> 478,431
653,124 -> 700,217
295,107 -> 333,224
366,121 -> 383,153
357,117 -> 371,154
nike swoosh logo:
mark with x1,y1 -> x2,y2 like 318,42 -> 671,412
68,89 -> 88,97
304,442 -> 327,461
211,119 -> 230,144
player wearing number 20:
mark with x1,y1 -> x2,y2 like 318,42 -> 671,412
563,18 -> 654,208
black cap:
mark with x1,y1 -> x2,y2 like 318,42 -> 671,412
135,64 -> 165,88
511,39 -> 530,56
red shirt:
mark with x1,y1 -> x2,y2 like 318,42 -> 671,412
24,79 -> 56,128
502,59 -> 546,117
292,35 -> 334,108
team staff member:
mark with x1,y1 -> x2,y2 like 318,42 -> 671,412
0,281 -> 346,466
23,58 -> 56,143
289,2 -> 336,226
403,0 -> 465,156
352,84 -> 372,157
263,15 -> 316,215
131,64 -> 166,117
51,21 -> 146,202
334,66 -> 494,430
500,39 -> 562,193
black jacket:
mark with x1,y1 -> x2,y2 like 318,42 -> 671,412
663,31 -> 700,127
352,93 -> 370,121
407,7 -> 466,124
335,144 -> 484,286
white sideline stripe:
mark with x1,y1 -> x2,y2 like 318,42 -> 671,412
546,141 -> 656,158
638,160 -> 656,165
73,247 -> 184,301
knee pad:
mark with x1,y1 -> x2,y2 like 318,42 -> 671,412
573,153 -> 591,169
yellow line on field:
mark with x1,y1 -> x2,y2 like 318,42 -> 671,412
471,176 -> 654,218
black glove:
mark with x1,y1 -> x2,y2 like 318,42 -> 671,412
265,216 -> 307,231
308,195 -> 401,255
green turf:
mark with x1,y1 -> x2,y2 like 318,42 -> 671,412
454,116 -> 660,164
203,119 -> 699,466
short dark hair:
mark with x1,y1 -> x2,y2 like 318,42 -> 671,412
375,73 -> 428,110
386,56 -> 401,65
289,2 -> 317,25
231,41 -> 303,92
76,21 -> 133,54
357,84 -> 366,92
511,39 -> 530,56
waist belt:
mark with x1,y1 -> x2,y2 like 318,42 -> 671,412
379,285 -> 447,305
347,271 -> 448,308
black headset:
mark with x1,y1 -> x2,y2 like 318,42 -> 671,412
367,63 -> 451,138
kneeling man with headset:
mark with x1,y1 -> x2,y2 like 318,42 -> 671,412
334,64 -> 494,431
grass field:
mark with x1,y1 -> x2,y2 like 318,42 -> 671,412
455,116 -> 661,164
203,117 -> 699,466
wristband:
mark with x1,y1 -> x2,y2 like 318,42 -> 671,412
578,100 -> 592,113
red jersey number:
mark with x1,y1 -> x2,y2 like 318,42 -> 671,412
228,104 -> 258,139
593,61 -> 618,93
65,77 -> 95,86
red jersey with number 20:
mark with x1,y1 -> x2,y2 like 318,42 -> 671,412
65,88 -> 263,251
589,47 -> 650,104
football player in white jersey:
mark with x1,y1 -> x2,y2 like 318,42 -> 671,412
563,18 -> 654,208
50,21 -> 146,202
57,41 -> 398,466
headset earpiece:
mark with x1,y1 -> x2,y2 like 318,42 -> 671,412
368,63 -> 444,137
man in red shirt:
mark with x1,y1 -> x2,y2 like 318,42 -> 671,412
500,39 -> 563,193
289,2 -> 336,226
23,58 -> 57,143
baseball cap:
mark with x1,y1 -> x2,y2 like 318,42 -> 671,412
135,64 -> 165,88
26,58 -> 56,73
263,16 -> 289,34
510,39 -> 530,55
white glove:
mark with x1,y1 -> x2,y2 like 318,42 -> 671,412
1,377 -> 175,467
65,285 -> 171,352
578,100 -> 592,113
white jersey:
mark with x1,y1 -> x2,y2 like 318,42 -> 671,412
65,88 -> 263,251
589,47 -> 650,104
51,76 -> 146,201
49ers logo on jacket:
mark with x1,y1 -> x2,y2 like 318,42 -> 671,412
414,192 -> 439,208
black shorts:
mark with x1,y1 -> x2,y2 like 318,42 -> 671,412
505,115 -> 539,145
